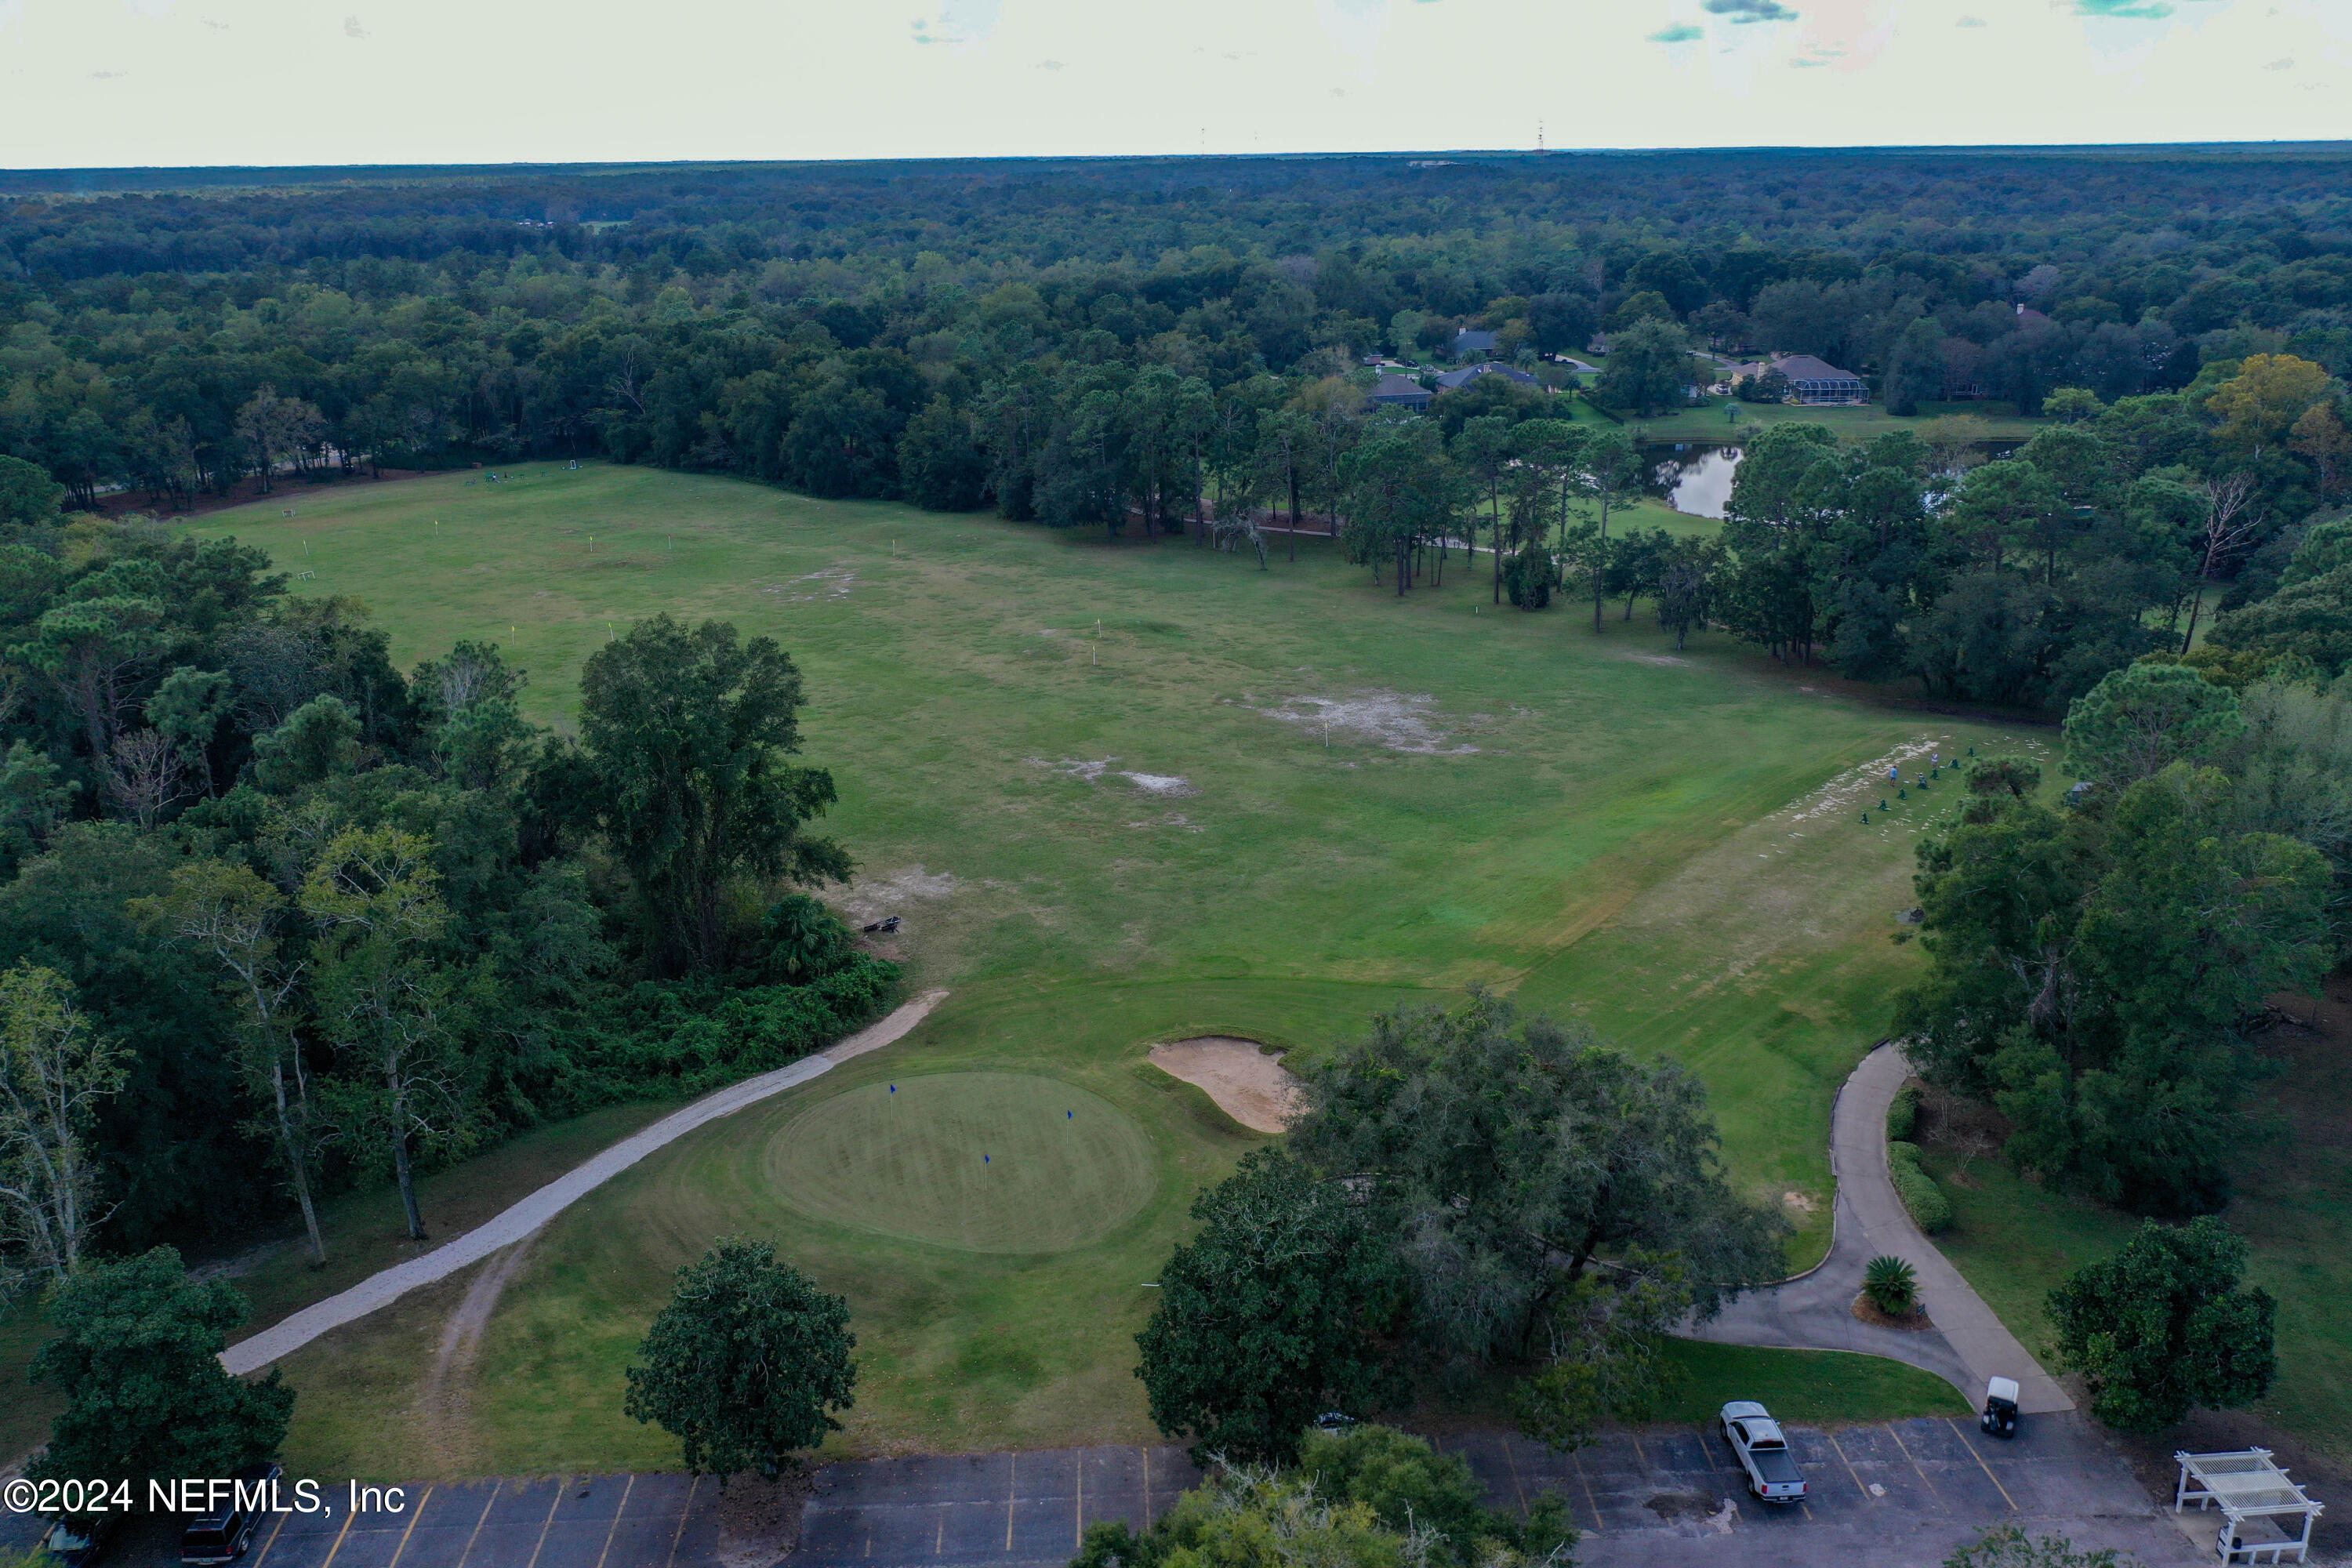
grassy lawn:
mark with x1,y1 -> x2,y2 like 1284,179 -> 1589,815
1915,977 -> 2352,1465
174,461 -> 2034,1475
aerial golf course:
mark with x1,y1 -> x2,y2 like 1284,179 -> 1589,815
188,460 -> 2038,1478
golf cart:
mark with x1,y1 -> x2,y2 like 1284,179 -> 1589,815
1980,1376 -> 2020,1439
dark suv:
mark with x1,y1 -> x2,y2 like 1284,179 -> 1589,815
180,1463 -> 283,1566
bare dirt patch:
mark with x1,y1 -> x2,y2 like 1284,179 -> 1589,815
1147,1038 -> 1301,1133
837,865 -> 959,925
1250,691 -> 1481,754
416,1229 -> 542,1465
717,1468 -> 815,1568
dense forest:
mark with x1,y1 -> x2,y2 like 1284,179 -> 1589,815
3,147 -> 2351,1269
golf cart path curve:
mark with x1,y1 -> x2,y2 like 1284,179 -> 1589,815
220,989 -> 949,1376
1690,1042 -> 2074,1416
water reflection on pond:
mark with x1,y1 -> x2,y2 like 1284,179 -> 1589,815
1648,444 -> 1740,520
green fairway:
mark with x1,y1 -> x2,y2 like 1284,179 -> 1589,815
774,1074 -> 1159,1252
183,460 -> 2027,1474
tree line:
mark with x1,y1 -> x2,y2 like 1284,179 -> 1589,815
0,486 -> 891,1287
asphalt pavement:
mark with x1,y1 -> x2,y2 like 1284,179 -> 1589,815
0,1415 -> 2212,1568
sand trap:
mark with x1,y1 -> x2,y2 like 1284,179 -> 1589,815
1148,1037 -> 1302,1133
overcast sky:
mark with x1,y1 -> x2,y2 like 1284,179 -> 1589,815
0,0 -> 2344,169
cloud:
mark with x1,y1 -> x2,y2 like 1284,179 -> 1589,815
2072,0 -> 2173,16
1648,22 -> 1704,42
1033,57 -> 1062,69
2262,56 -> 2293,68
1702,0 -> 1796,23
343,14 -> 367,37
1955,13 -> 1987,24
89,69 -> 128,78
1788,56 -> 1825,65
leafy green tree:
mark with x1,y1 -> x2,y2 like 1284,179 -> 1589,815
135,861 -> 326,1264
0,455 -> 67,530
147,666 -> 234,796
1945,460 -> 2070,579
2062,662 -> 2244,786
760,894 -> 853,984
897,398 -> 990,512
1076,1438 -> 1573,1568
14,595 -> 168,768
28,1247 -> 292,1492
1901,765 -> 2330,1212
2209,564 -> 2352,678
2041,387 -> 2107,425
550,615 -> 849,974
301,826 -> 460,1241
2048,1217 -> 2275,1432
1451,416 -> 1513,604
1592,319 -> 1693,416
250,693 -> 363,793
624,1236 -> 856,1481
0,742 -> 77,877
1511,1248 -> 1693,1451
0,964 -> 129,1285
1882,318 -> 1947,417
1341,423 -> 1457,596
1298,1425 -> 1576,1568
1135,1149 -> 1403,1465
1944,1524 -> 2132,1568
1290,993 -> 1784,1366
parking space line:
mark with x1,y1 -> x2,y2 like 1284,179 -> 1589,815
1074,1449 -> 1083,1548
1628,1435 -> 1650,1473
524,1476 -> 568,1568
1500,1436 -> 1528,1516
1886,1427 -> 1944,1511
456,1480 -> 501,1568
663,1476 -> 698,1568
1824,1433 -> 1872,1500
935,1506 -> 946,1554
1004,1454 -> 1016,1552
388,1485 -> 434,1566
593,1475 -> 636,1568
250,1506 -> 292,1566
1568,1448 -> 1604,1536
318,1503 -> 358,1568
1944,1420 -> 2018,1513
1142,1449 -> 1151,1523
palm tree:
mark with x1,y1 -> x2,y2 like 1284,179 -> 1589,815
1864,1255 -> 1920,1317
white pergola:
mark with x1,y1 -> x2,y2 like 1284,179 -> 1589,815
2175,1449 -> 2325,1564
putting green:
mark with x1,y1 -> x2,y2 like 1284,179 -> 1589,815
768,1073 -> 1158,1253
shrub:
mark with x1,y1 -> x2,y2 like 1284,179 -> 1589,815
1886,1085 -> 1920,1142
1889,1142 -> 1954,1232
1863,1254 -> 1919,1316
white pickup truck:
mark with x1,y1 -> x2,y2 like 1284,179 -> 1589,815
1719,1401 -> 1809,1503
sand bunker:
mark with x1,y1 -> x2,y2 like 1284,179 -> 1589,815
1148,1037 -> 1302,1133
1253,691 -> 1479,754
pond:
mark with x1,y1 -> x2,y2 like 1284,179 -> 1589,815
1647,443 -> 1740,520
1644,437 -> 2024,520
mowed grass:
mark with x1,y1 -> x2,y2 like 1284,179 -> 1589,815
774,1073 -> 1160,1253
183,462 -> 2029,1473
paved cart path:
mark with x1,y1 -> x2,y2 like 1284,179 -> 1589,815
220,990 -> 949,1376
1690,1042 -> 2074,1414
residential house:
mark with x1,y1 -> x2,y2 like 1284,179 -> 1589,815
1452,328 -> 1498,359
1370,373 -> 1433,411
1725,353 -> 1868,406
1435,361 -> 1538,392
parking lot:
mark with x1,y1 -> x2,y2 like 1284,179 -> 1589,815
0,1415 -> 2206,1567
